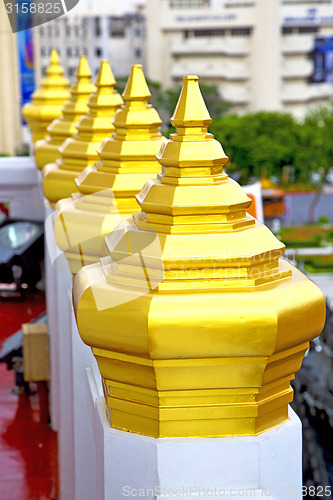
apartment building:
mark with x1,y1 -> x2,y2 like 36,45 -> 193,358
36,7 -> 145,81
35,0 -> 333,116
146,0 -> 333,116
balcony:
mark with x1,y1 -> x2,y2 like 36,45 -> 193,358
282,81 -> 333,103
282,59 -> 313,78
282,35 -> 314,54
170,60 -> 250,80
170,37 -> 250,56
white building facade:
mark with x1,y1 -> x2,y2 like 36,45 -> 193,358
35,0 -> 333,117
145,0 -> 333,116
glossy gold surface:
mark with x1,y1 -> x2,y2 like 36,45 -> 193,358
43,61 -> 123,204
22,50 -> 70,144
74,76 -> 325,438
35,56 -> 95,171
54,64 -> 164,274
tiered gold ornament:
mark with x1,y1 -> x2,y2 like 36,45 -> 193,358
23,50 -> 70,144
43,61 -> 123,204
35,56 -> 95,171
74,76 -> 325,438
54,64 -> 164,274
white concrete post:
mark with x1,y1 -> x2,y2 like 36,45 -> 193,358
94,402 -> 302,500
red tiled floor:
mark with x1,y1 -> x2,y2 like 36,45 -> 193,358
0,292 -> 58,500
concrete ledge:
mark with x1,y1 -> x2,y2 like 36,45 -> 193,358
0,156 -> 44,219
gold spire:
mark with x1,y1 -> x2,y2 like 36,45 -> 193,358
122,64 -> 151,102
34,56 -> 96,170
125,75 -> 290,289
73,75 -> 325,439
22,49 -> 70,144
80,64 -> 163,180
53,64 -> 165,274
43,60 -> 123,204
171,75 -> 211,127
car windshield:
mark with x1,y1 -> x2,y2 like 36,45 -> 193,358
0,223 -> 40,249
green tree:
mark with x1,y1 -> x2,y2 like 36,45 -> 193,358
210,112 -> 298,185
294,104 -> 333,185
294,104 -> 333,221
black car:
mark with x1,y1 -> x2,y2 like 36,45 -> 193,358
0,218 -> 44,293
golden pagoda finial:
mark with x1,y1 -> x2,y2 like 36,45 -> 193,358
53,64 -> 165,274
122,64 -> 151,102
95,60 -> 116,89
43,60 -> 123,204
171,75 -> 211,128
23,49 -> 70,144
49,49 -> 60,65
73,75 -> 325,438
94,63 -> 163,171
34,56 -> 96,171
75,55 -> 92,79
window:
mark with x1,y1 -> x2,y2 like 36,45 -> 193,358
230,27 -> 251,36
95,47 -> 102,57
135,48 -> 142,58
68,67 -> 76,77
194,29 -> 226,37
298,26 -> 319,34
282,27 -> 294,35
95,18 -> 101,37
110,30 -> 125,37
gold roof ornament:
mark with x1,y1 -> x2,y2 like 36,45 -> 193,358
34,56 -> 95,171
43,60 -> 123,204
73,76 -> 326,438
23,50 -> 70,144
54,64 -> 164,274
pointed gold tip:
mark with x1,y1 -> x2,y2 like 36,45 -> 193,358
50,49 -> 60,65
76,56 -> 92,79
95,60 -> 116,88
122,64 -> 151,102
172,75 -> 212,128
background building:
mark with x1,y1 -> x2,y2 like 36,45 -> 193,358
36,6 -> 145,82
145,0 -> 333,117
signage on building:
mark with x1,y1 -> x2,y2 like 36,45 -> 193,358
312,36 -> 333,83
175,13 -> 236,23
283,6 -> 333,25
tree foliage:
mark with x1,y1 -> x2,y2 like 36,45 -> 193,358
210,105 -> 333,187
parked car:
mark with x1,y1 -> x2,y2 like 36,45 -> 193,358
0,218 -> 44,294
